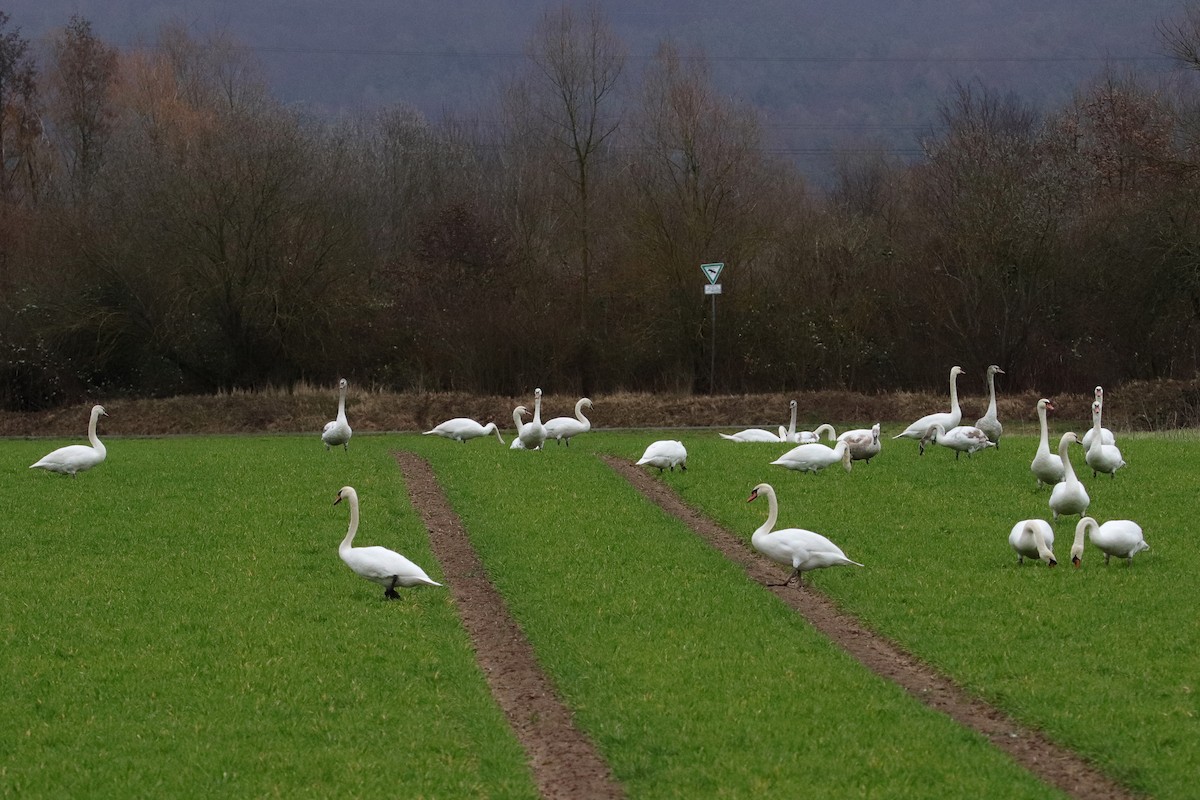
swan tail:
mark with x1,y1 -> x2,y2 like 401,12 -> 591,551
718,433 -> 739,441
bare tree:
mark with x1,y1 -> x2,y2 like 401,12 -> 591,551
45,15 -> 119,202
510,3 -> 625,394
0,12 -> 42,206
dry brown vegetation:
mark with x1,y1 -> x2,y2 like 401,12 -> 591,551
3,378 -> 1197,437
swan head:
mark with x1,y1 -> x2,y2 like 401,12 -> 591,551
789,400 -> 797,410
1094,386 -> 1103,399
1037,398 -> 1054,413
334,486 -> 356,506
747,483 -> 772,503
950,365 -> 964,378
514,405 -> 529,419
338,378 -> 348,390
1092,400 -> 1102,415
1059,431 -> 1080,449
535,388 -> 542,399
988,365 -> 1004,376
92,404 -> 109,418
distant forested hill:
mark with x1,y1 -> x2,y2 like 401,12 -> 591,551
1,0 -> 1187,176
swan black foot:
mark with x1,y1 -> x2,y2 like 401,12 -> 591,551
384,577 -> 401,599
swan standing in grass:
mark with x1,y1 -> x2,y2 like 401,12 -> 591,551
918,423 -> 995,459
30,404 -> 109,477
334,486 -> 441,599
838,423 -> 882,462
544,397 -> 593,446
721,400 -> 795,442
974,364 -> 1005,448
636,440 -> 687,472
748,483 -> 862,586
424,418 -> 504,444
321,378 -> 352,451
1070,517 -> 1149,567
894,366 -> 965,445
1082,385 -> 1115,452
1084,400 -> 1125,479
1008,519 -> 1058,566
770,439 -> 852,474
516,388 -> 548,451
1030,399 -> 1065,488
1049,432 -> 1090,521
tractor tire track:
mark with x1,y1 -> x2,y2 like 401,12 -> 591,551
396,451 -> 624,800
605,454 -> 1137,800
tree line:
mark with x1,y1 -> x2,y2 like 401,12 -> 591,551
2,6 -> 1200,411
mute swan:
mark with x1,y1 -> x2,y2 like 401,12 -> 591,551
919,423 -> 995,459
1008,519 -> 1057,566
721,400 -> 797,443
334,486 -> 441,599
770,439 -> 852,474
748,483 -> 862,586
1030,399 -> 1065,488
1084,400 -> 1125,478
720,427 -> 786,443
894,366 -> 965,444
1081,386 -> 1115,452
544,397 -> 593,446
516,388 -> 548,451
322,379 -> 352,451
1070,517 -> 1148,567
838,423 -> 882,462
974,365 -> 1005,447
30,404 -> 109,477
636,440 -> 687,472
424,418 -> 504,444
1048,432 -> 1089,521
793,423 -> 837,445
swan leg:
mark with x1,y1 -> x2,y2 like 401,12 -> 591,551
768,569 -> 800,588
384,577 -> 401,600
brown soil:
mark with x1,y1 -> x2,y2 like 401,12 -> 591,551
395,451 -> 625,800
604,455 -> 1138,800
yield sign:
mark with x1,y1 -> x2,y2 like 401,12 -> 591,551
701,262 -> 724,284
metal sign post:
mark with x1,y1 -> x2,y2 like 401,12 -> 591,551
701,263 -> 724,393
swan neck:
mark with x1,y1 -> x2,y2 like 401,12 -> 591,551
756,487 -> 779,537
948,369 -> 960,412
1030,522 -> 1054,560
1037,405 -> 1048,443
575,399 -> 590,425
533,393 -> 542,423
788,403 -> 797,437
88,409 -> 103,449
986,373 -> 998,414
340,495 -> 359,551
1071,518 -> 1095,554
1059,438 -> 1078,481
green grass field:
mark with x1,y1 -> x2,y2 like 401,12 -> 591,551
4,427 -> 1196,797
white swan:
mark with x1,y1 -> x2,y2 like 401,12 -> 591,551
1008,519 -> 1058,566
1048,432 -> 1090,521
894,366 -> 965,444
793,423 -> 837,445
721,400 -> 800,443
424,418 -> 504,444
1070,516 -> 1149,567
516,388 -> 547,451
770,439 -> 852,474
544,397 -> 593,446
636,440 -> 687,472
838,423 -> 882,462
1030,398 -> 1065,488
1081,385 -> 1115,451
1084,400 -> 1125,479
720,427 -> 786,443
919,423 -> 995,459
974,364 -> 1005,447
748,483 -> 862,586
321,378 -> 352,451
30,404 -> 109,477
334,486 -> 441,599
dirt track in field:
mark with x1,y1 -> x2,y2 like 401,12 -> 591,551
395,452 -> 625,800
604,455 -> 1137,800
395,447 -> 1136,800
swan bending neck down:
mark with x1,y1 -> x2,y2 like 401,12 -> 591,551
424,418 -> 504,444
1009,519 -> 1057,566
1070,516 -> 1148,567
334,486 -> 441,599
322,379 -> 352,451
30,404 -> 108,477
747,483 -> 862,587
